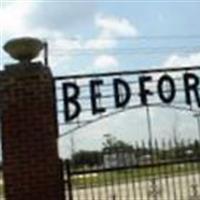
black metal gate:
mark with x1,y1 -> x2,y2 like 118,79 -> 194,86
63,140 -> 200,200
54,66 -> 200,200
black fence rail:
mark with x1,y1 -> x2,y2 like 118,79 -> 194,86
64,139 -> 200,200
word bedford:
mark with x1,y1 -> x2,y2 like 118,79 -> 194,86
62,72 -> 200,122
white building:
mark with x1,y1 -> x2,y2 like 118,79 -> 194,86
103,150 -> 137,168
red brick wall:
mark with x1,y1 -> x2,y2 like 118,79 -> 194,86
1,62 -> 65,200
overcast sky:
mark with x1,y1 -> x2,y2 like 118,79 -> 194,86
1,1 -> 200,158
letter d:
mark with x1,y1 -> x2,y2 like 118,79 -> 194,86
114,78 -> 131,108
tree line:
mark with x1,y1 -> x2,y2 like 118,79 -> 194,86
65,134 -> 200,168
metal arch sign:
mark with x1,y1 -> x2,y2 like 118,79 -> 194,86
54,66 -> 200,130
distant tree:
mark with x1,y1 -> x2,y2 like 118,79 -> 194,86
165,139 -> 200,160
185,139 -> 200,157
102,134 -> 133,152
71,150 -> 102,167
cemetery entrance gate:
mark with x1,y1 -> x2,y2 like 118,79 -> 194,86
54,66 -> 200,200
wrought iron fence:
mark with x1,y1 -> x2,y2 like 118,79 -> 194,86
63,139 -> 200,200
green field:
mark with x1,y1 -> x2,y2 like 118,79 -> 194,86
71,162 -> 200,188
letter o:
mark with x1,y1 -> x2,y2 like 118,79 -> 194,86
157,74 -> 176,103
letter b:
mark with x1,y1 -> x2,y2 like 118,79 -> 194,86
62,82 -> 81,121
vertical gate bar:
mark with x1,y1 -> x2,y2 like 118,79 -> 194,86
169,140 -> 177,199
122,149 -> 130,199
130,145 -> 137,200
190,142 -> 198,198
141,140 -> 149,200
162,140 -> 170,200
97,153 -> 102,200
109,159 -> 115,200
154,140 -> 163,199
65,160 -> 73,200
176,141 -> 184,199
137,141 -> 144,199
197,141 -> 200,189
194,113 -> 200,141
146,106 -> 153,146
115,148 -> 122,200
183,140 -> 191,198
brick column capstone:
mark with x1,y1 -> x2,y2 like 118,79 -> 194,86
0,62 -> 65,200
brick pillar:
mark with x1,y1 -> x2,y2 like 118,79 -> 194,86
0,62 -> 65,200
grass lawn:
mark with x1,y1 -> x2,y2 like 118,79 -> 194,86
71,162 -> 200,188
